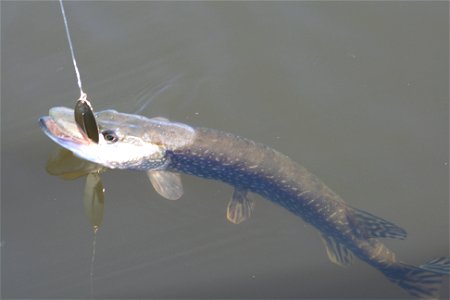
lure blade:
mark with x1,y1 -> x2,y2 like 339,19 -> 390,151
75,97 -> 99,143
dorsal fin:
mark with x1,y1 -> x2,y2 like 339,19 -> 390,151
151,116 -> 170,122
347,207 -> 407,240
320,234 -> 353,267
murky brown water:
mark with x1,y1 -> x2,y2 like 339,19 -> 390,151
2,2 -> 448,298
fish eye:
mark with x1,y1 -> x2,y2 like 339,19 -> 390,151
102,130 -> 118,143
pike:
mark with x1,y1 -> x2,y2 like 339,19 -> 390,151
39,107 -> 449,299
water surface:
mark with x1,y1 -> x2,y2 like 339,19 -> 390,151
2,2 -> 448,298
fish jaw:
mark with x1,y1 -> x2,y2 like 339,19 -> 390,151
39,114 -> 100,163
39,106 -> 109,167
39,107 -> 93,145
39,107 -> 168,170
39,116 -> 91,147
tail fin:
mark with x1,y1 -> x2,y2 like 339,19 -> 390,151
420,257 -> 450,275
383,263 -> 445,299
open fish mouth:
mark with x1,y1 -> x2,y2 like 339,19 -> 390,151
39,107 -> 92,149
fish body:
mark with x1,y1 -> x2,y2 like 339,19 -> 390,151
165,126 -> 441,295
39,107 -> 448,298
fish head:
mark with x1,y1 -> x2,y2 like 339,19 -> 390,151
39,107 -> 168,170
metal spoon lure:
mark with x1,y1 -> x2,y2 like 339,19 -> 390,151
74,93 -> 99,144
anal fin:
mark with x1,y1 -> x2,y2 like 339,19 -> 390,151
147,170 -> 183,200
320,234 -> 354,267
226,188 -> 254,224
348,206 -> 407,240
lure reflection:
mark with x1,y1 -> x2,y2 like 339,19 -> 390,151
46,147 -> 105,231
45,146 -> 185,231
40,105 -> 449,299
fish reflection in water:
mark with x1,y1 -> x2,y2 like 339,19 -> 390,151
46,147 -> 105,231
40,106 -> 449,299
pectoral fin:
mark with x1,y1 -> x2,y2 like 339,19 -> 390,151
83,173 -> 105,232
147,170 -> 183,200
226,188 -> 254,224
320,234 -> 354,267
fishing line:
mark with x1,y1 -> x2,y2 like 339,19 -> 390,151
58,0 -> 86,99
90,231 -> 97,300
59,2 -> 97,299
133,73 -> 183,114
59,0 -> 99,143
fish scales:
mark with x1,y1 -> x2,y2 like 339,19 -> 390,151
168,127 -> 348,232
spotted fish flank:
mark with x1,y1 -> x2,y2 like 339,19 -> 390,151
39,107 -> 449,299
